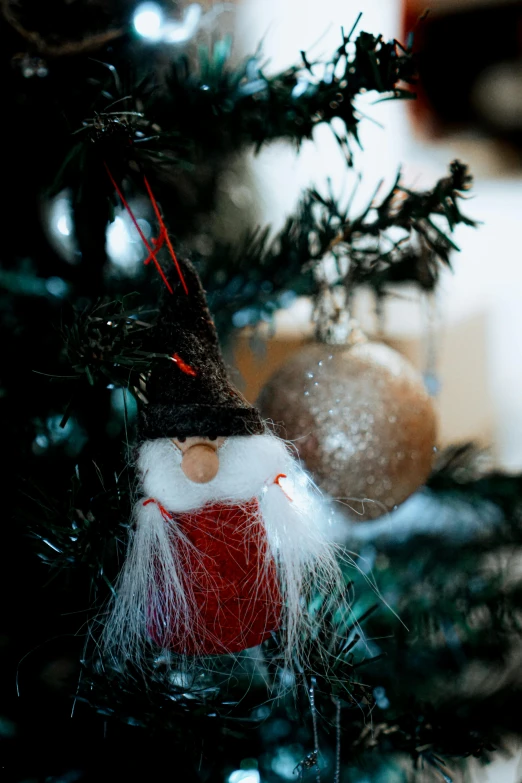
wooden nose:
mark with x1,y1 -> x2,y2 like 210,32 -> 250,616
181,444 -> 219,484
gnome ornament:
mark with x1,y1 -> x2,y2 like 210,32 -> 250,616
104,260 -> 342,664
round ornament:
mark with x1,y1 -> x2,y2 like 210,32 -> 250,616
258,339 -> 437,520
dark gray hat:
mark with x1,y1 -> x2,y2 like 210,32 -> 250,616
139,258 -> 264,441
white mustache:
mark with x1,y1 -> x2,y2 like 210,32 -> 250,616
138,433 -> 290,513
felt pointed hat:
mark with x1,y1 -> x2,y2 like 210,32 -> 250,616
139,258 -> 264,441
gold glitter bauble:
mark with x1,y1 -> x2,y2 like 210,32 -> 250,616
258,341 -> 437,520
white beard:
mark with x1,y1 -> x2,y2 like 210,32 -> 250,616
103,430 -> 345,674
137,433 -> 290,512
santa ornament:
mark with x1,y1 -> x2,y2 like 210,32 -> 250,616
103,259 -> 342,665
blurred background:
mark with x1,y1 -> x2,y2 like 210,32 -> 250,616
217,5 -> 522,776
230,0 -> 522,472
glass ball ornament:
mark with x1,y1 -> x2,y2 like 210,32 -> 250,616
258,339 -> 437,520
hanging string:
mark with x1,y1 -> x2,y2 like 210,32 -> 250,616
104,163 -> 173,294
142,226 -> 167,267
143,175 -> 188,295
104,164 -> 189,296
422,291 -> 441,397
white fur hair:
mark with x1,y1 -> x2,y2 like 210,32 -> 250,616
102,431 -> 344,672
137,433 -> 293,512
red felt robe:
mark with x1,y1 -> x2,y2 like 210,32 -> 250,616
146,498 -> 282,655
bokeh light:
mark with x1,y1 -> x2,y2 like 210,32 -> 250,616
133,2 -> 164,41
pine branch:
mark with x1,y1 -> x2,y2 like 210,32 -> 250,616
52,164 -> 475,345
25,461 -> 130,583
153,28 -> 416,159
59,297 -> 157,422
334,159 -> 475,267
200,160 -> 476,333
47,26 -> 419,302
55,26 -> 416,198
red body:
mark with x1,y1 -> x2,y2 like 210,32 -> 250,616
149,500 -> 281,655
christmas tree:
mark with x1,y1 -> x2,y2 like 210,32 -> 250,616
2,2 -> 521,782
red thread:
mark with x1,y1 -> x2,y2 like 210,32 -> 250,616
143,175 -> 188,296
143,228 -> 166,266
274,473 -> 293,502
104,163 -> 173,294
143,497 -> 171,520
171,353 -> 198,377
